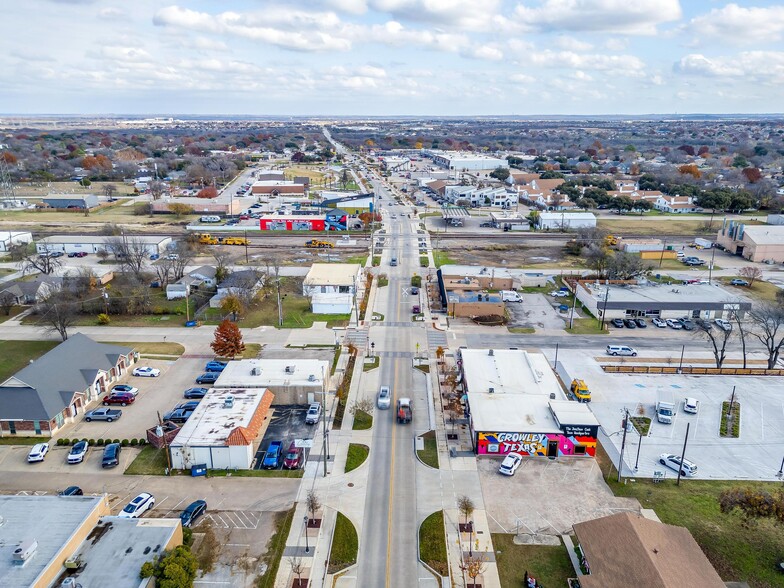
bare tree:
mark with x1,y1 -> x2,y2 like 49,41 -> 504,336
102,183 -> 117,198
35,297 -> 78,340
457,495 -> 475,528
730,310 -> 749,368
154,258 -> 175,289
581,244 -> 610,278
462,553 -> 487,587
349,396 -> 374,416
0,291 -> 15,315
306,490 -> 321,525
694,319 -> 733,368
168,240 -> 195,281
19,251 -> 62,276
7,242 -> 30,262
105,236 -> 149,280
738,266 -> 763,286
288,557 -> 305,586
212,249 -> 232,283
748,303 -> 784,369
148,180 -> 165,201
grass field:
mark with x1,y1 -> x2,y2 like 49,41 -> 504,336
419,510 -> 448,576
416,430 -> 439,469
493,535 -> 575,587
352,410 -> 372,430
124,446 -> 168,475
0,306 -> 26,324
566,318 -> 608,335
432,251 -> 455,268
362,356 -> 380,371
596,444 -> 784,588
345,443 -> 369,473
108,342 -> 185,356
329,512 -> 358,573
0,340 -> 59,382
719,277 -> 781,303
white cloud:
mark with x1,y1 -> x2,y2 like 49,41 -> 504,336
368,0 -> 504,30
529,50 -> 647,76
515,0 -> 682,35
604,38 -> 628,51
675,51 -> 784,83
153,5 -> 351,52
688,4 -> 784,44
462,44 -> 504,61
510,73 -> 535,84
98,7 -> 126,20
553,36 -> 593,51
100,46 -> 153,63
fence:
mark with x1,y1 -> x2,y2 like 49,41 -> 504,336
602,365 -> 784,376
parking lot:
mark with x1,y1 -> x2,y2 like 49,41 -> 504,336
253,405 -> 314,470
505,293 -> 567,330
477,456 -> 639,536
58,357 -> 206,443
0,443 -> 139,474
559,349 -> 784,481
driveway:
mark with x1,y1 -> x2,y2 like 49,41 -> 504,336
477,456 -> 639,536
253,406 -> 313,470
58,357 -> 206,442
506,293 -> 566,330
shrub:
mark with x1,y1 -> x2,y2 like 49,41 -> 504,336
130,438 -> 138,446
112,439 -> 120,445
97,313 -> 110,325
121,439 -> 129,447
411,275 -> 422,288
59,438 -> 69,446
88,439 -> 95,446
152,306 -> 167,315
138,438 -> 147,446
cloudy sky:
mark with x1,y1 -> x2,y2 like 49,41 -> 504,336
2,0 -> 784,116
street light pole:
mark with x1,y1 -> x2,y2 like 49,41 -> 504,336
303,515 -> 310,553
600,282 -> 610,331
617,408 -> 629,483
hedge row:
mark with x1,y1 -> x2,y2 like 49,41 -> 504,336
56,438 -> 147,447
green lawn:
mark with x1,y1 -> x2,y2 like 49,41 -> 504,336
344,254 -> 368,266
419,511 -> 448,576
0,340 -> 59,382
719,278 -> 781,303
329,512 -> 358,573
345,443 -> 369,473
596,444 -> 784,588
508,327 -> 536,334
566,318 -> 608,335
0,306 -> 26,324
0,437 -> 46,445
352,410 -> 373,430
416,430 -> 439,469
432,251 -> 455,268
124,446 -> 168,475
493,535 -> 575,587
107,342 -> 185,356
363,356 -> 380,372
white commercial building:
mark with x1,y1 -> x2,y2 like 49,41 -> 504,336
538,212 -> 596,230
303,263 -> 361,314
381,156 -> 411,172
427,150 -> 508,171
36,234 -> 172,256
0,231 -> 33,252
214,358 -> 330,405
169,387 -> 274,470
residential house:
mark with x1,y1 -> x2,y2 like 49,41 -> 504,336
614,180 -> 638,192
506,171 -> 539,186
0,275 -> 62,305
0,334 -> 136,437
607,190 -> 663,204
303,263 -> 361,314
188,265 -> 218,288
516,178 -> 569,209
41,194 -> 99,209
209,270 -> 264,308
573,512 -> 725,588
654,195 -> 703,213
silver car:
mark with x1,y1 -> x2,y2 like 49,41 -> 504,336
377,386 -> 391,409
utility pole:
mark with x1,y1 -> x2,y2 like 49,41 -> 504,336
244,230 -> 249,264
157,411 -> 172,475
322,367 -> 328,478
600,282 -> 610,331
617,408 -> 629,483
708,245 -> 717,285
677,422 -> 691,486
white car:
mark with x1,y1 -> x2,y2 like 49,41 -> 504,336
67,440 -> 89,464
377,386 -> 391,409
651,317 -> 667,328
27,443 -> 49,463
714,318 -> 732,332
132,366 -> 160,377
683,398 -> 700,414
665,319 -> 683,330
498,452 -> 523,476
110,384 -> 139,397
118,492 -> 155,518
550,290 -> 569,298
658,454 -> 697,477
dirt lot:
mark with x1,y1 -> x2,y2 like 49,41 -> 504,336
432,236 -> 574,267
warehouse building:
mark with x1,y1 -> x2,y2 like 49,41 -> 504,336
41,193 -> 99,209
169,387 -> 274,470
214,359 -> 330,405
0,231 -> 33,252
459,349 -> 598,457
574,280 -> 752,321
716,221 -> 784,263
36,234 -> 172,256
537,212 -> 597,230
427,151 -> 508,171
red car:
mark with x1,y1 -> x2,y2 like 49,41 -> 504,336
282,442 -> 303,470
102,393 -> 135,406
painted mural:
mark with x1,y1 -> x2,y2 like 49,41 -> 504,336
476,431 -> 596,457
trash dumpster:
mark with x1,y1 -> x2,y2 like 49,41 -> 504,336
191,463 -> 207,477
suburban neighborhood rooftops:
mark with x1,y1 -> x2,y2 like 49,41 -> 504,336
0,495 -> 108,587
574,512 -> 725,588
303,263 -> 361,287
460,349 -> 562,398
64,517 -> 181,588
171,387 -> 273,447
215,359 -> 330,389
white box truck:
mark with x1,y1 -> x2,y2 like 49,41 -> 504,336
500,290 -> 522,303
656,400 -> 675,424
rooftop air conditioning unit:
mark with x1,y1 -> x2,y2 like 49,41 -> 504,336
489,387 -> 495,394
308,374 -> 316,382
285,365 -> 295,374
251,367 -> 260,376
488,349 -> 494,356
224,396 -> 234,408
13,539 -> 38,565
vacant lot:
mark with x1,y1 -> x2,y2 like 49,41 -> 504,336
598,218 -> 763,237
0,340 -> 59,381
493,535 -> 574,588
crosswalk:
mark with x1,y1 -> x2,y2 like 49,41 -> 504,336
427,330 -> 448,350
344,328 -> 368,348
376,351 -> 416,358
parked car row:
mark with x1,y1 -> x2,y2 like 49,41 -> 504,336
27,439 -> 124,469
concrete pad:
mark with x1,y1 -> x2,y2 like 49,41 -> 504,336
506,294 -> 566,330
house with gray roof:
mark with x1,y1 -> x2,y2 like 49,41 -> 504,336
0,334 -> 136,437
0,275 -> 62,305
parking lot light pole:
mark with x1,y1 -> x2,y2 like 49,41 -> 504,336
304,515 -> 310,553
634,430 -> 643,471
777,456 -> 784,479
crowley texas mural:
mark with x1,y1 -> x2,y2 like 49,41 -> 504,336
476,431 -> 597,457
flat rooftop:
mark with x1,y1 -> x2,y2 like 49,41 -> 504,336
171,387 -> 269,446
61,517 -> 180,588
461,349 -> 563,397
215,359 -> 329,389
447,290 -> 502,303
304,263 -> 361,287
579,281 -> 748,305
470,394 -> 563,433
549,400 -> 600,427
38,235 -> 169,244
0,495 -> 106,587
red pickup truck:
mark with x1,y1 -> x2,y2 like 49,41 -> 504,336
397,398 -> 412,424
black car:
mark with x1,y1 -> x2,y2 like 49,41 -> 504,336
163,408 -> 194,424
196,372 -> 219,385
180,500 -> 208,528
695,318 -> 713,330
623,319 -> 637,329
102,443 -> 121,468
634,318 -> 647,328
611,318 -> 624,328
59,486 -> 83,496
679,318 -> 696,331
184,387 -> 208,399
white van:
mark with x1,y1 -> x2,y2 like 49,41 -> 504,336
606,345 -> 637,357
200,215 -> 221,223
500,290 -> 522,303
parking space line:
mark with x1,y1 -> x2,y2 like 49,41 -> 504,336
164,498 -> 187,517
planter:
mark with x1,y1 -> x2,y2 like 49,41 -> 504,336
307,518 -> 322,529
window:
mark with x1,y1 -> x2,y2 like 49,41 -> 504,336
339,286 -> 349,293
33,420 -> 41,435
8,422 -> 16,435
321,286 -> 327,293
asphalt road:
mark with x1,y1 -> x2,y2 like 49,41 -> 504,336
355,181 -> 429,587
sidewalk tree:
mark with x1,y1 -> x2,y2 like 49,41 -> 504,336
747,303 -> 784,369
306,490 -> 321,524
19,251 -> 62,275
738,266 -> 762,286
694,319 -> 733,368
435,346 -> 445,372
288,557 -> 305,585
457,495 -> 475,528
210,319 -> 245,358
731,310 -> 749,368
462,553 -> 487,587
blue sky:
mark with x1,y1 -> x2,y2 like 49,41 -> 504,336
2,1 -> 784,115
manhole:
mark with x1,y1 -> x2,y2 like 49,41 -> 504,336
347,483 -> 354,487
